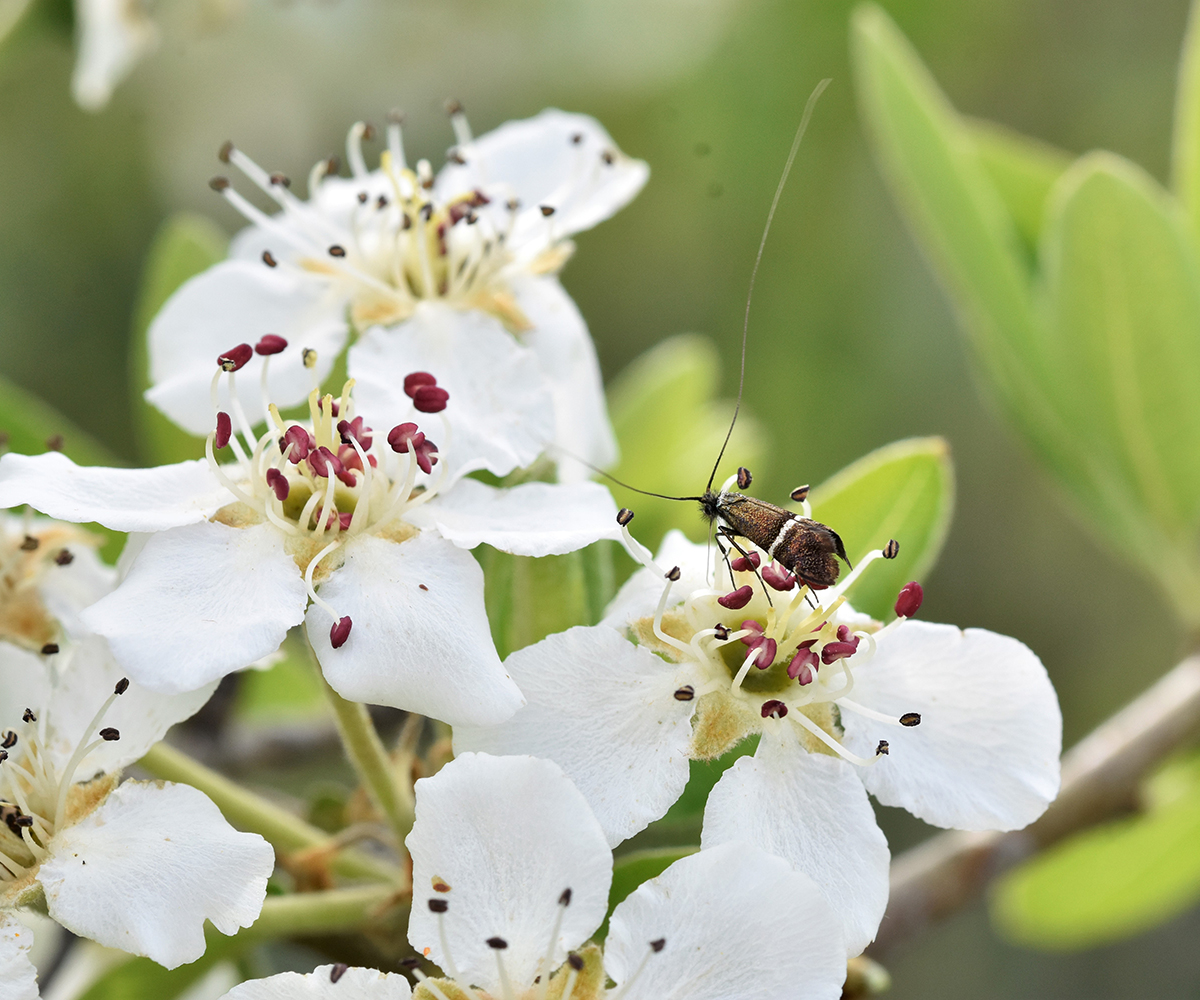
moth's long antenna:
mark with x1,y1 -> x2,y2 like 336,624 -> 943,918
706,77 -> 832,493
548,444 -> 703,502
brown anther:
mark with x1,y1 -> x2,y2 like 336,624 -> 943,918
736,466 -> 752,489
616,508 -> 635,527
876,740 -> 890,755
302,348 -> 318,369
357,191 -> 368,204
262,250 -> 277,267
115,678 -> 130,695
539,205 -> 556,217
40,643 -> 59,655
330,964 -> 349,983
388,108 -> 406,124
487,937 -> 508,950
99,727 -> 120,741
559,888 -> 572,906
432,878 -> 451,893
420,203 -> 433,221
361,123 -> 376,140
1,731 -> 16,749
448,149 -> 466,165
570,132 -> 584,144
899,712 -> 921,727
790,485 -> 810,503
506,198 -> 520,211
418,584 -> 429,591
428,898 -> 448,913
400,958 -> 421,970
666,566 -> 681,582
45,435 -> 63,452
713,623 -> 730,641
328,245 -> 346,257
218,141 -> 234,163
325,156 -> 340,176
650,938 -> 666,953
883,539 -> 900,559
602,150 -> 615,165
567,953 -> 584,972
0,750 -> 7,762
674,686 -> 695,702
209,176 -> 231,191
269,172 -> 291,188
444,98 -> 464,115
54,548 -> 74,565
20,536 -> 38,551
377,194 -> 389,209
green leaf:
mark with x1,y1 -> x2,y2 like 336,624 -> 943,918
596,846 -> 697,941
992,751 -> 1200,950
1172,0 -> 1200,234
79,929 -> 244,1000
129,213 -> 228,466
1037,154 -> 1200,619
967,119 -> 1072,257
809,436 -> 954,620
234,631 -> 326,723
607,334 -> 767,553
479,541 -> 617,659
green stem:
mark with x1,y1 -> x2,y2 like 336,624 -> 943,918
248,884 -> 399,939
139,741 -> 400,884
320,675 -> 416,852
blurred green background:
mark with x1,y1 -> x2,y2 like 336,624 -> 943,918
2,0 -> 1198,995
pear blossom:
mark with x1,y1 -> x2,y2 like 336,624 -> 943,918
71,0 -> 157,111
0,623 -> 272,971
455,508 -> 1063,956
213,752 -> 847,1000
147,107 -> 648,482
0,355 -> 619,726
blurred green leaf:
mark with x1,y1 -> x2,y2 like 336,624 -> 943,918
129,213 -> 228,466
809,436 -> 954,620
967,119 -> 1071,257
1172,0 -> 1200,235
79,929 -> 243,1000
1037,154 -> 1200,620
480,541 -> 616,659
607,334 -> 766,553
992,750 -> 1200,950
596,847 -> 697,941
234,631 -> 326,723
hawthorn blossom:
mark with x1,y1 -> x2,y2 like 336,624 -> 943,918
147,107 -> 648,482
0,624 -> 271,971
0,350 -> 619,726
70,0 -> 158,111
213,752 -> 847,1000
455,514 -> 1063,956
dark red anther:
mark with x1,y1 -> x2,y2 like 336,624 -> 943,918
255,334 -> 288,356
717,585 -> 754,610
788,646 -> 819,682
338,512 -> 353,531
337,416 -> 373,450
821,639 -> 860,665
215,412 -> 232,449
388,422 -> 420,452
761,699 -> 789,719
738,620 -> 764,645
836,624 -> 852,643
751,637 -> 777,669
412,437 -> 439,474
895,581 -> 924,619
413,385 -> 450,413
281,425 -> 311,464
403,372 -> 438,398
308,446 -> 349,482
730,551 -> 760,572
762,563 -> 796,591
330,616 -> 352,648
338,444 -> 364,473
265,468 -> 289,501
217,343 -> 253,372
316,397 -> 340,416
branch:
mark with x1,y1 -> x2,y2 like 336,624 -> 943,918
869,653 -> 1200,956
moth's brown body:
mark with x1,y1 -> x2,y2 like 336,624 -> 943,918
699,489 -> 849,587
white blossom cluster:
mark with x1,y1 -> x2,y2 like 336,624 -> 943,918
0,107 -> 1062,999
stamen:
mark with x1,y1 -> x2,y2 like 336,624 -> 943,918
330,616 -> 353,649
330,964 -> 348,983
717,585 -> 753,610
428,898 -> 462,981
610,939 -> 665,1000
829,548 -> 886,599
488,937 -> 517,1000
560,954 -> 584,1000
535,889 -> 572,1000
789,710 -> 881,767
410,969 -> 453,1000
446,99 -> 472,146
387,109 -> 408,172
837,699 -> 909,727
53,679 -> 129,829
894,581 -> 923,618
347,121 -> 371,179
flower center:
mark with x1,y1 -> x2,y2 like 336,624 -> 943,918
0,678 -> 127,883
0,519 -> 92,652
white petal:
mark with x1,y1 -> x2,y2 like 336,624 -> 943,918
80,522 -> 308,694
405,753 -> 611,995
310,533 -> 522,726
350,305 -> 554,484
70,0 -> 157,111
0,454 -> 233,532
435,109 -> 648,245
406,479 -> 618,556
218,966 -> 412,1000
601,530 -> 711,628
509,275 -> 617,482
36,543 -> 115,642
41,781 -> 274,969
701,727 -> 890,956
0,913 -> 39,1000
0,643 -> 51,731
839,620 -> 1062,831
47,635 -> 216,773
454,625 -> 697,847
605,844 -> 846,1000
146,260 -> 347,436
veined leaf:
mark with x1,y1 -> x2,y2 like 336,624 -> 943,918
992,750 -> 1200,950
129,213 -> 228,466
808,437 -> 954,621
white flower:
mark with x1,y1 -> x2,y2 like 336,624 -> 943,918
147,108 -> 648,483
0,630 -> 272,970
213,752 -> 847,1000
455,527 -> 1063,956
0,362 -> 619,727
71,0 -> 157,111
0,912 -> 38,1000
